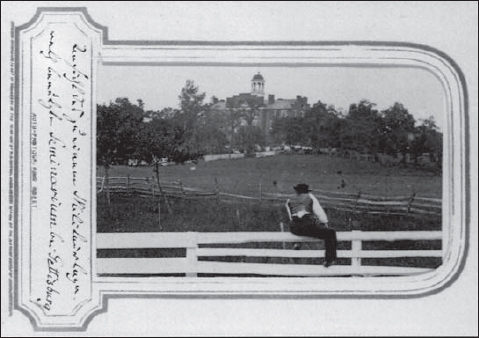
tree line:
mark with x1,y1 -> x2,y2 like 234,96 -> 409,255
271,100 -> 442,163
97,80 -> 443,174
97,80 -> 263,170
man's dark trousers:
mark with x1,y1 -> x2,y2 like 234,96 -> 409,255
290,214 -> 337,263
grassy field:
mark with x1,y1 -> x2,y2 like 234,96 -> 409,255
97,194 -> 441,233
98,154 -> 442,198
97,154 -> 441,233
97,154 -> 442,271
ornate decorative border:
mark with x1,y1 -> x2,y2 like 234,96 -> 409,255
11,7 -> 469,330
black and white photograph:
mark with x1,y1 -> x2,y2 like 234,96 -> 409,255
95,65 -> 444,278
1,2 -> 477,336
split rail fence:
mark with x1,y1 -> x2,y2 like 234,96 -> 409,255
97,176 -> 441,216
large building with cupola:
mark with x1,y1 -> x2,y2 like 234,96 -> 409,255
210,72 -> 310,138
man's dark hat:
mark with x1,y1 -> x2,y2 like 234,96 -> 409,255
293,183 -> 312,194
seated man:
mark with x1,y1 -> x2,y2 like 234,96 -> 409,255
286,183 -> 337,267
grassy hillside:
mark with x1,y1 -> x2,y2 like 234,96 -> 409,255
97,155 -> 442,270
97,154 -> 442,198
97,154 -> 441,233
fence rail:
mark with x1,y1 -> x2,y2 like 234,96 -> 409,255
97,177 -> 441,216
97,230 -> 442,277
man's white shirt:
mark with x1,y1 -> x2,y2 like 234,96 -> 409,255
309,193 -> 329,224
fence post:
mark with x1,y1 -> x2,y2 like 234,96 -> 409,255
279,222 -> 286,263
407,192 -> 416,214
179,179 -> 185,197
350,191 -> 361,231
150,176 -> 155,197
235,208 -> 240,230
153,168 -> 172,214
259,182 -> 262,204
126,175 -> 130,193
99,176 -> 105,193
104,168 -> 111,207
351,230 -> 362,272
186,232 -> 198,277
214,177 -> 220,202
158,201 -> 162,231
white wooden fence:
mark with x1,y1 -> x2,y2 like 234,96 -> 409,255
97,231 -> 442,277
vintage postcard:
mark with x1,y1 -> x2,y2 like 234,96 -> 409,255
1,2 -> 477,336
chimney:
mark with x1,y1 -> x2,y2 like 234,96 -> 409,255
268,94 -> 275,104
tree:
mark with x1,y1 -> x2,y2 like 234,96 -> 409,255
140,117 -> 183,214
230,101 -> 266,153
179,79 -> 206,114
238,102 -> 259,126
145,107 -> 179,120
97,98 -> 146,166
225,108 -> 243,146
97,98 -> 146,163
378,102 -> 417,158
411,116 -> 443,173
269,116 -> 288,145
343,100 -> 381,153
97,98 -> 146,205
172,80 -> 207,157
195,108 -> 229,154
135,117 -> 177,163
232,125 -> 265,155
285,117 -> 309,146
173,80 -> 231,156
304,101 -> 342,149
269,115 -> 312,147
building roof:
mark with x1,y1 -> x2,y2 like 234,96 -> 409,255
266,99 -> 296,109
226,93 -> 264,108
252,73 -> 264,81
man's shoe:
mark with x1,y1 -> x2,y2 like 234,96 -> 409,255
323,260 -> 336,268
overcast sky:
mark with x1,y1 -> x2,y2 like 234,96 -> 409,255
98,65 -> 446,130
